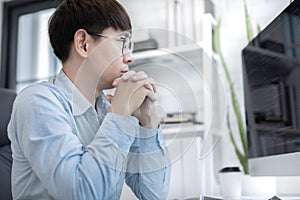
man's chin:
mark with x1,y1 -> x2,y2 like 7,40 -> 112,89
101,85 -> 114,90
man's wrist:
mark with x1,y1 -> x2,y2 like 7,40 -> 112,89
139,115 -> 159,129
109,107 -> 130,118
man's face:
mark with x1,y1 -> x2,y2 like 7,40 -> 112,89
92,28 -> 133,90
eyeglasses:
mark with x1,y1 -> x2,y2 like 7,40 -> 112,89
87,31 -> 134,56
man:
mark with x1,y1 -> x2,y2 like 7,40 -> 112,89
8,0 -> 171,199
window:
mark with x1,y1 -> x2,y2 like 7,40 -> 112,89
1,0 -> 63,91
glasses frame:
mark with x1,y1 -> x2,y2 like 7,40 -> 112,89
87,31 -> 134,56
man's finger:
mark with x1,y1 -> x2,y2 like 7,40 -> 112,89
150,83 -> 157,93
146,90 -> 157,102
131,71 -> 148,82
113,70 -> 138,87
144,83 -> 153,92
122,71 -> 136,81
112,77 -> 122,87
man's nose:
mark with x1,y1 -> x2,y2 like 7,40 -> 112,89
123,52 -> 134,64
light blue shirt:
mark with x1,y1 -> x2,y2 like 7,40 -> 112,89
8,70 -> 171,200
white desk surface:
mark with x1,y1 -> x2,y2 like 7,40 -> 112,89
199,195 -> 300,200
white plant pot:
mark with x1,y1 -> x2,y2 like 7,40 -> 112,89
219,171 -> 242,200
242,175 -> 277,198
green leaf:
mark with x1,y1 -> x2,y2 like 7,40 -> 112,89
227,111 -> 249,174
214,19 -> 248,157
230,86 -> 248,157
214,18 -> 249,174
243,0 -> 254,42
214,20 -> 233,86
257,24 -> 262,33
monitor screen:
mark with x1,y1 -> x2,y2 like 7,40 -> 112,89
242,0 -> 300,176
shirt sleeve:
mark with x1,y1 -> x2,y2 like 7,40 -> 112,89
125,125 -> 171,200
8,85 -> 137,200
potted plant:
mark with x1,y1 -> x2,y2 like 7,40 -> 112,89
213,0 -> 257,176
214,0 -> 278,197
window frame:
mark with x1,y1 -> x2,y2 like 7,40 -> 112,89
1,0 -> 62,89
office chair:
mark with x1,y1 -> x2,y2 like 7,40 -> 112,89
0,88 -> 17,200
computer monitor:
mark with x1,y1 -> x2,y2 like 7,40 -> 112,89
242,0 -> 300,176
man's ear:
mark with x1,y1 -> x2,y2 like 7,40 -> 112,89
73,29 -> 92,58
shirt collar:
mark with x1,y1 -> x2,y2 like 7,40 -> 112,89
53,70 -> 93,116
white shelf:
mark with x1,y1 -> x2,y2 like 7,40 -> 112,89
162,123 -> 204,139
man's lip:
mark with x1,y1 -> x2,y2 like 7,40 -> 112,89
121,67 -> 129,73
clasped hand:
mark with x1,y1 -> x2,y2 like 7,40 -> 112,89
108,71 -> 159,129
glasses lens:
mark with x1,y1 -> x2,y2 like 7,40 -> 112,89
122,37 -> 133,55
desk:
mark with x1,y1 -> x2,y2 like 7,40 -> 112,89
199,195 -> 300,200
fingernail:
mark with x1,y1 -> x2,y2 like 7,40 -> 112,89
145,84 -> 152,91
